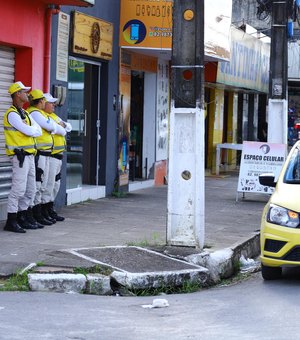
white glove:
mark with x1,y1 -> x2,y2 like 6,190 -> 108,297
65,122 -> 72,132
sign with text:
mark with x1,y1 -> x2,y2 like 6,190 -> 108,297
237,141 -> 286,195
217,27 -> 270,93
72,11 -> 113,60
119,0 -> 232,60
56,12 -> 70,82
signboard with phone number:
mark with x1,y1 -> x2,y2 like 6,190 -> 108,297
237,141 -> 286,196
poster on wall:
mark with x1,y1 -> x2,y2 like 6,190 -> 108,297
56,12 -> 70,82
156,60 -> 169,161
237,141 -> 286,195
118,53 -> 132,188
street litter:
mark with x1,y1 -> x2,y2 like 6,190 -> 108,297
239,255 -> 260,273
141,298 -> 169,309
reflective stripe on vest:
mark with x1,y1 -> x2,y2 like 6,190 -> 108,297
27,106 -> 53,151
48,113 -> 66,155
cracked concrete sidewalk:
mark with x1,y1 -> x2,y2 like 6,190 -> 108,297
0,172 -> 267,292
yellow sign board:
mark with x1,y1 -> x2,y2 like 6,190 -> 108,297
72,11 -> 113,60
120,0 -> 172,49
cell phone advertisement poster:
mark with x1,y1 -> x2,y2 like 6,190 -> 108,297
237,141 -> 286,195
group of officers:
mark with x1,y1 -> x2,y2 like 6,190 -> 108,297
3,81 -> 72,233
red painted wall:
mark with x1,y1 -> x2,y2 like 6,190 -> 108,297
0,0 -> 48,90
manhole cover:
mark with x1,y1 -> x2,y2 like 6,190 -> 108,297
68,246 -> 202,273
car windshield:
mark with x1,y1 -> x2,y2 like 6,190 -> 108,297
284,146 -> 300,184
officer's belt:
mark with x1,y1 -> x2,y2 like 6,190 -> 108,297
51,153 -> 63,160
37,150 -> 52,157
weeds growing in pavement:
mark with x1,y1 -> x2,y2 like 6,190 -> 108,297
0,270 -> 30,291
111,191 -> 127,198
130,280 -> 202,296
127,232 -> 164,247
73,264 -> 112,276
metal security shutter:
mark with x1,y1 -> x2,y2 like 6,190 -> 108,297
0,46 -> 15,200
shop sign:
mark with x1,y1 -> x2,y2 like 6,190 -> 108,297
119,0 -> 232,61
72,11 -> 113,60
120,0 -> 172,49
237,141 -> 286,195
217,27 -> 270,93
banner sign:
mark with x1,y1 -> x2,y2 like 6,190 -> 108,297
119,0 -> 232,61
72,11 -> 113,60
217,27 -> 270,93
237,141 -> 286,195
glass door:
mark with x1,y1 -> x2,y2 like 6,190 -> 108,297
66,58 -> 101,189
67,59 -> 85,189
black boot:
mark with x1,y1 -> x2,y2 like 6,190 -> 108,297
17,210 -> 38,230
4,212 -> 26,233
41,203 -> 56,224
32,204 -> 53,226
26,207 -> 44,229
48,202 -> 65,222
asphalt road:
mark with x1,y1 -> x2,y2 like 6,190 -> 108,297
1,270 -> 300,340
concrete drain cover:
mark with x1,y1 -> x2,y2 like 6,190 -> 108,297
68,246 -> 202,273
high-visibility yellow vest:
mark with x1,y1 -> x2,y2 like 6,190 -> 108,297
3,106 -> 36,156
27,106 -> 53,151
48,112 -> 66,155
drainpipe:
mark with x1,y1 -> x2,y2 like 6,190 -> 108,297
44,5 -> 60,93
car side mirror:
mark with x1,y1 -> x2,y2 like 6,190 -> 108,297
259,173 -> 277,188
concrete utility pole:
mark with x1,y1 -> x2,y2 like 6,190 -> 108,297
268,0 -> 288,144
167,0 -> 205,248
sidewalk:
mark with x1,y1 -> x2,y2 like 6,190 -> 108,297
0,172 -> 268,292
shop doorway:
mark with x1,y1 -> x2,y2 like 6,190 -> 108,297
129,71 -> 144,180
67,57 -> 102,190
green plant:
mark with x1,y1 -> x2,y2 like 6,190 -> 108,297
130,279 -> 202,296
111,191 -> 127,198
73,264 -> 112,276
127,233 -> 164,247
217,271 -> 253,287
127,238 -> 151,247
233,260 -> 241,273
35,261 -> 45,267
0,271 -> 30,291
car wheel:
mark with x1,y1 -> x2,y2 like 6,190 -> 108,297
261,264 -> 282,280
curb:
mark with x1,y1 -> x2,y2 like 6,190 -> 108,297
24,233 -> 261,295
184,232 -> 260,283
28,273 -> 113,295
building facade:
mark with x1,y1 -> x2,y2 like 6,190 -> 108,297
0,0 -> 120,220
0,0 -> 275,220
50,1 -> 120,205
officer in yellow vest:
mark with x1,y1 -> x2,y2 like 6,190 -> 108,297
42,93 -> 72,221
27,89 -> 57,226
3,81 -> 42,233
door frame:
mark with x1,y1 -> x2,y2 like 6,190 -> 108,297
68,56 -> 102,186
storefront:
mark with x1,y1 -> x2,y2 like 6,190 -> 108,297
0,0 -> 94,219
118,0 -> 233,188
50,2 -> 120,205
205,26 -> 270,173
